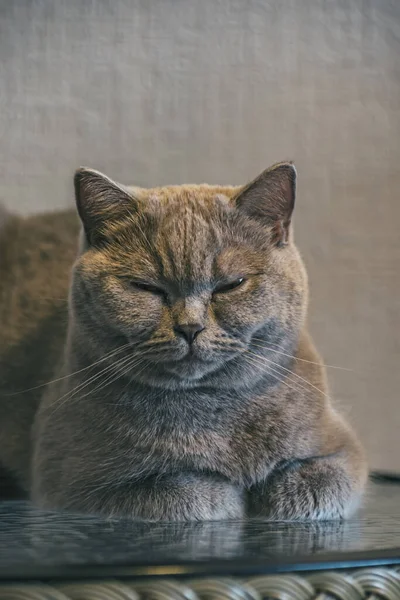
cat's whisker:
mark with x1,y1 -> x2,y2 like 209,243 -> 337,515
140,340 -> 173,351
72,351 -> 150,396
246,353 -> 293,388
115,359 -> 158,405
47,354 -> 146,417
47,352 -> 139,410
214,342 -> 245,352
131,359 -> 152,381
251,337 -> 351,371
246,353 -> 322,403
49,346 -> 156,411
247,350 -> 329,399
245,354 -> 303,396
248,350 -> 323,398
77,356 -> 146,402
4,342 -> 132,396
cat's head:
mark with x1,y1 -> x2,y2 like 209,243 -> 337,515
71,163 -> 308,390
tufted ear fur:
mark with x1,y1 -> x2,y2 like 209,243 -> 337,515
235,162 -> 296,247
74,167 -> 136,245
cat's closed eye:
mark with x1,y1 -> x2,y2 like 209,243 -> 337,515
128,278 -> 247,297
130,281 -> 166,296
213,278 -> 246,295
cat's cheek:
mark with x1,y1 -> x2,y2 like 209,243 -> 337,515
211,299 -> 253,329
101,292 -> 164,337
212,298 -> 271,333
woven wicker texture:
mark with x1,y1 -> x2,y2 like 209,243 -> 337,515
2,569 -> 400,600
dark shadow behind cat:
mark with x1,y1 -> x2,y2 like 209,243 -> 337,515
0,163 -> 367,520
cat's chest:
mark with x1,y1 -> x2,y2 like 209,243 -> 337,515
151,427 -> 275,485
125,396 -> 280,486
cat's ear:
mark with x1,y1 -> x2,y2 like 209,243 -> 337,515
235,162 -> 296,247
74,167 -> 135,244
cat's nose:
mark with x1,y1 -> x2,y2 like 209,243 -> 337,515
174,323 -> 205,344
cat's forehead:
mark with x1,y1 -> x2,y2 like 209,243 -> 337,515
148,190 -> 229,282
133,186 -> 261,282
128,183 -> 239,207
99,183 -> 265,283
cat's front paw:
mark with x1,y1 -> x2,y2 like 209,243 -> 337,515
33,472 -> 245,521
247,459 -> 362,521
135,474 -> 245,521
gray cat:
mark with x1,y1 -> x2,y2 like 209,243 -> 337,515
0,163 -> 367,520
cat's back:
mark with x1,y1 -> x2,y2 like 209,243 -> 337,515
0,207 -> 80,487
0,207 -> 80,350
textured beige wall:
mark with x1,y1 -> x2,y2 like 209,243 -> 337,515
1,0 -> 399,470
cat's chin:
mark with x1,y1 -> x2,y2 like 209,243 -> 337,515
163,359 -> 218,381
